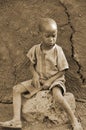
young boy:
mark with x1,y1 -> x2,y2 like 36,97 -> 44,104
0,18 -> 83,130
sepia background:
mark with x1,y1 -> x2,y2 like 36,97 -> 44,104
0,0 -> 86,130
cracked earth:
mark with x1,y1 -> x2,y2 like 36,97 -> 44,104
0,0 -> 86,130
60,0 -> 85,83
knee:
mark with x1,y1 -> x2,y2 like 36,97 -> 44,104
13,84 -> 22,94
52,87 -> 64,104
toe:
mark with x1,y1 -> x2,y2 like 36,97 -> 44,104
73,122 -> 83,130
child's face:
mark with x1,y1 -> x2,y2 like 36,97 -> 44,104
41,22 -> 57,47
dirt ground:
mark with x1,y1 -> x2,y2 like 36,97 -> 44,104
0,0 -> 86,130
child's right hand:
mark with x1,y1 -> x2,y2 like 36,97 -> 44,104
32,73 -> 41,88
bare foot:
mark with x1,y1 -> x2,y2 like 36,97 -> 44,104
0,120 -> 22,128
72,119 -> 83,130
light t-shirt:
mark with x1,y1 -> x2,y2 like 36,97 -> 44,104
27,44 -> 69,81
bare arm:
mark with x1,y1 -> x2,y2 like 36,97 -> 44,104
40,70 -> 65,89
29,62 -> 40,88
29,62 -> 38,77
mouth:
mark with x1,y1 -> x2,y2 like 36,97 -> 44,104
48,43 -> 55,46
46,43 -> 55,48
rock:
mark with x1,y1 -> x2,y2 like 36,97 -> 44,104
22,91 -> 76,125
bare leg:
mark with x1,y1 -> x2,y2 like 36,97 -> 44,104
52,87 -> 83,130
0,84 -> 27,128
13,84 -> 27,121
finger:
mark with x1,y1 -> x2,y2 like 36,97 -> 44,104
33,80 -> 38,88
34,81 -> 37,88
37,81 -> 40,88
34,81 -> 40,88
32,80 -> 35,87
39,79 -> 43,85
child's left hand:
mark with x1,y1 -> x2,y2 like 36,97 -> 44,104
40,79 -> 52,90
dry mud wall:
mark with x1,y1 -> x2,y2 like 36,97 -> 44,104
0,0 -> 86,103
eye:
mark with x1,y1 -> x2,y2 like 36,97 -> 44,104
52,35 -> 55,37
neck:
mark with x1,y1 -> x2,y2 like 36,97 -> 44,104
41,43 -> 55,50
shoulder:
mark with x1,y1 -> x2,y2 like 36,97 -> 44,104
55,44 -> 62,49
31,44 -> 40,49
55,44 -> 62,50
28,44 -> 40,52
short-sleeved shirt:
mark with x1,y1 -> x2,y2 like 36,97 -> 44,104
27,43 -> 69,82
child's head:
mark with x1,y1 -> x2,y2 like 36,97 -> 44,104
39,18 -> 57,48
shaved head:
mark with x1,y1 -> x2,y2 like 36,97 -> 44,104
39,18 -> 57,32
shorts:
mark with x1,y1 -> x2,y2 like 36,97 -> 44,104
20,79 -> 66,95
49,79 -> 66,95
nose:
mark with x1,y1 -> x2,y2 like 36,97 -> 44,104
49,37 -> 53,42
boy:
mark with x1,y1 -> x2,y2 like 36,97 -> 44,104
0,18 -> 83,130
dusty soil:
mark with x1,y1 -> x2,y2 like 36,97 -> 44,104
0,0 -> 86,130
